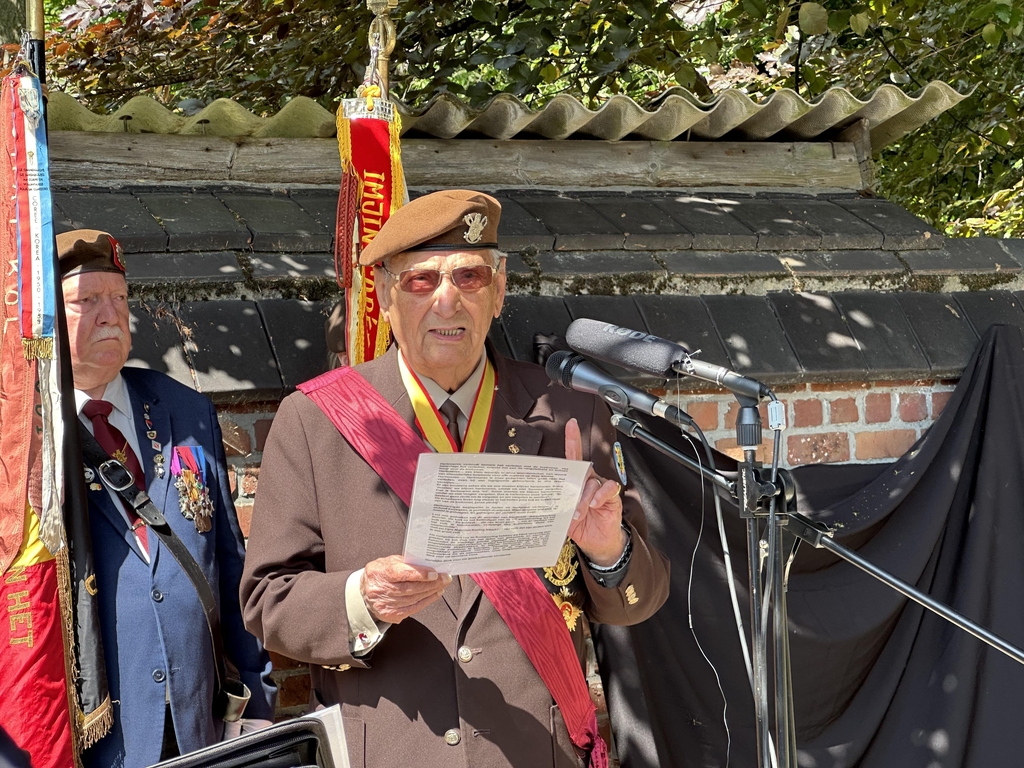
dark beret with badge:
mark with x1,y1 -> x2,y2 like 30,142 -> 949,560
56,229 -> 126,280
358,189 -> 502,266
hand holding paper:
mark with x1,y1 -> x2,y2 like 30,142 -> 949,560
361,555 -> 452,623
564,418 -> 628,567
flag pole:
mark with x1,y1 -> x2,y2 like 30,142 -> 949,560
22,0 -> 114,755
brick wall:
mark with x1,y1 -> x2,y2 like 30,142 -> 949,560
214,376 -> 957,723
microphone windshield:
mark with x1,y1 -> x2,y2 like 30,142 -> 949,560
545,350 -> 580,389
565,318 -> 684,378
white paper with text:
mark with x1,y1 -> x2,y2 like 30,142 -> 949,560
403,453 -> 590,575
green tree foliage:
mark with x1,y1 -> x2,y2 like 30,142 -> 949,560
44,0 -> 1024,237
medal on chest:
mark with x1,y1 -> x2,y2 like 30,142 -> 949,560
170,446 -> 214,533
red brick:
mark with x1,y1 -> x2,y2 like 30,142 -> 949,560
810,381 -> 869,392
898,393 -> 927,423
864,393 -> 891,424
715,437 -> 774,465
829,397 -> 858,424
269,651 -> 306,671
275,671 -> 311,709
855,429 -> 917,460
786,433 -> 850,466
218,416 -> 252,457
931,391 -> 953,418
254,418 -> 275,452
241,466 -> 259,496
792,399 -> 823,428
725,401 -> 769,430
687,401 -> 719,431
228,468 -> 238,496
235,503 -> 253,539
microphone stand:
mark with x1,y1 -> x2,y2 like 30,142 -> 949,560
610,400 -> 1024,768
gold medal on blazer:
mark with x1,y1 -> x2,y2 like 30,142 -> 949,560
170,445 -> 214,532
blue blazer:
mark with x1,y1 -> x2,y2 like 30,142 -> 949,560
82,367 -> 275,768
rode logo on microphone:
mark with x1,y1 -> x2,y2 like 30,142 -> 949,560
600,323 -> 661,344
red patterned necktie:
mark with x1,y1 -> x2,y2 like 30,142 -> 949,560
82,399 -> 149,552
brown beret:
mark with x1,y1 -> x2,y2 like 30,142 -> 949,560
358,190 -> 501,267
57,229 -> 126,280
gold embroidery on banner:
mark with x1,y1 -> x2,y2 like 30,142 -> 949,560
552,587 -> 583,632
543,539 -> 579,587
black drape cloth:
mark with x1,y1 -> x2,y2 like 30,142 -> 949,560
587,325 -> 1024,768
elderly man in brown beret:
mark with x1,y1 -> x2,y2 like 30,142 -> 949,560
242,190 -> 670,768
57,230 -> 276,767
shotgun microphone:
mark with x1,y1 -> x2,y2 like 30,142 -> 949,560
565,318 -> 769,400
545,350 -> 693,428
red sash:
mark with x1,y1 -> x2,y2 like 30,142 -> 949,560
298,365 -> 608,767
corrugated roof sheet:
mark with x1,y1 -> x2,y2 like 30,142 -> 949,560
48,81 -> 966,151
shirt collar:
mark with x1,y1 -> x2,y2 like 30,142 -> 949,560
406,352 -> 487,418
75,373 -> 129,419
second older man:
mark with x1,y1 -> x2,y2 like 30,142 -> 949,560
241,190 -> 670,768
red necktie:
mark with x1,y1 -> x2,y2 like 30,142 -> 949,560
82,399 -> 149,552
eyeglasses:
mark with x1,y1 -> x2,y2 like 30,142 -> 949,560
381,264 -> 498,294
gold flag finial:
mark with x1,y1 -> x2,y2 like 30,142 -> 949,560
366,0 -> 399,97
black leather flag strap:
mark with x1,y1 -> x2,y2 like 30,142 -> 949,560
78,430 -> 249,722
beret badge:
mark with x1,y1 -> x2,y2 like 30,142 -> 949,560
463,213 -> 488,245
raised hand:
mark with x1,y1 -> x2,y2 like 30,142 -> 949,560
564,418 -> 627,567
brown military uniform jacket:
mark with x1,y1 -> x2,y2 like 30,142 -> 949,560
241,345 -> 670,768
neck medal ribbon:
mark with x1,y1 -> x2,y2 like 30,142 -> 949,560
335,41 -> 406,365
399,354 -> 496,454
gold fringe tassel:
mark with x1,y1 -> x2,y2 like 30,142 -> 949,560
22,337 -> 53,360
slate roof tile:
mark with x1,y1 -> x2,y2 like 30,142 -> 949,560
900,238 -> 1021,274
288,190 -> 340,244
215,191 -> 331,252
661,250 -> 787,277
831,292 -> 929,377
512,195 -> 624,251
768,292 -> 865,378
774,199 -> 884,250
702,294 -> 801,377
246,253 -> 336,280
952,291 -> 1024,338
581,197 -> 694,250
493,195 -> 555,252
499,295 -> 572,362
800,250 -> 905,275
635,295 -> 732,369
53,189 -> 167,252
649,195 -> 758,251
256,299 -> 332,389
999,239 -> 1024,269
832,197 -> 942,250
894,293 -> 978,375
126,301 -> 193,388
714,198 -> 821,251
176,301 -> 283,400
128,252 -> 242,284
134,190 -> 250,252
533,251 -> 662,276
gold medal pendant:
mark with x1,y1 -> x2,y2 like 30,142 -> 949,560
543,538 -> 579,588
552,587 -> 583,632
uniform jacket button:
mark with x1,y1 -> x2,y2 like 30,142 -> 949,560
457,646 -> 473,663
444,729 -> 461,746
151,589 -> 163,602
152,669 -> 166,683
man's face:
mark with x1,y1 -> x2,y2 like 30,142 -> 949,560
379,250 -> 506,391
63,271 -> 131,394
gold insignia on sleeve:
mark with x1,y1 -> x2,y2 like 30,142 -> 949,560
552,587 -> 583,632
625,584 -> 639,605
507,427 -> 516,437
544,539 -> 579,587
508,443 -> 520,454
